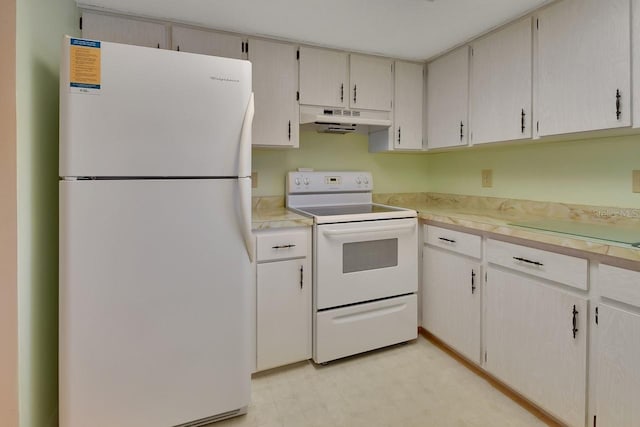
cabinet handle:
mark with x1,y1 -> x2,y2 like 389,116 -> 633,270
288,120 -> 291,141
157,43 -> 160,49
471,270 -> 476,294
353,84 -> 357,103
521,109 -> 526,133
397,127 -> 401,144
460,121 -> 464,141
438,237 -> 456,244
616,89 -> 621,120
272,244 -> 296,249
512,256 -> 543,267
177,45 -> 180,52
300,265 -> 304,289
572,305 -> 579,339
340,83 -> 344,103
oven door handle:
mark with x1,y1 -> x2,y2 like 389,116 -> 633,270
322,223 -> 415,238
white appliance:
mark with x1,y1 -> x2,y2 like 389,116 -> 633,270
286,171 -> 418,364
59,36 -> 254,427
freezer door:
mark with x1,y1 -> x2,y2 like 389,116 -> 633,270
59,179 -> 251,427
60,37 -> 251,177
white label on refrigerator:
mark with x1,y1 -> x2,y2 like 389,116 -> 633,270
69,38 -> 101,94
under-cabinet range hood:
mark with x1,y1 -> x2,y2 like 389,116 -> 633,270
300,105 -> 391,134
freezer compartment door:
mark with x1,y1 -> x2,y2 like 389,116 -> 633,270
59,179 -> 251,427
60,37 -> 252,177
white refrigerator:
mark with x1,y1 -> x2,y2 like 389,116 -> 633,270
59,36 -> 254,427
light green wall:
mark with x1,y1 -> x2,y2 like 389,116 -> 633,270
16,0 -> 80,426
427,135 -> 640,208
252,131 -> 430,196
255,132 -> 640,208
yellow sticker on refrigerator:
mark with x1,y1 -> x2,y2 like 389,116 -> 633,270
69,38 -> 101,93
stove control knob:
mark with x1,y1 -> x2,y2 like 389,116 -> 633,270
356,176 -> 362,184
363,176 -> 369,185
303,177 -> 310,185
295,178 -> 301,185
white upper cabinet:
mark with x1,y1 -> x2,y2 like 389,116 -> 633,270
171,26 -> 246,59
536,0 -> 631,136
393,61 -> 424,150
427,46 -> 470,149
81,12 -> 168,49
349,54 -> 393,111
299,47 -> 348,108
470,18 -> 532,144
249,39 -> 299,148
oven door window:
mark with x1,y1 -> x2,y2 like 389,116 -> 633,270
343,238 -> 398,273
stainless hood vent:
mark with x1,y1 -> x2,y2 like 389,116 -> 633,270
300,105 -> 391,134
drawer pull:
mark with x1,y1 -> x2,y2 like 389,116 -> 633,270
572,305 -> 579,339
438,237 -> 456,244
471,270 -> 476,294
272,244 -> 296,249
513,256 -> 543,267
300,265 -> 304,289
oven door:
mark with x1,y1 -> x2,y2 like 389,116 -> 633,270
315,218 -> 418,309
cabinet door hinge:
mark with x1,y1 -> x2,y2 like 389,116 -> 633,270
296,91 -> 300,101
595,306 -> 599,325
296,49 -> 299,60
79,16 -> 83,30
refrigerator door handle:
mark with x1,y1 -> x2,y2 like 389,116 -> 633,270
239,177 -> 254,262
238,93 -> 255,178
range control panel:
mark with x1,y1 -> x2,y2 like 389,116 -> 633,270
287,171 -> 373,193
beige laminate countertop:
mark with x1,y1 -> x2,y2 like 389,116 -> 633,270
251,193 -> 640,264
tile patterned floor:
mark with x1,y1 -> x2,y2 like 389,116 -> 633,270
215,336 -> 547,427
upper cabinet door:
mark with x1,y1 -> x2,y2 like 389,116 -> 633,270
471,18 -> 532,145
171,26 -> 245,59
299,47 -> 348,108
427,46 -> 470,149
394,61 -> 424,150
349,54 -> 393,111
249,39 -> 299,148
536,0 -> 631,136
82,12 -> 168,49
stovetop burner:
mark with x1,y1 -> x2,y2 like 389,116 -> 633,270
296,203 -> 408,217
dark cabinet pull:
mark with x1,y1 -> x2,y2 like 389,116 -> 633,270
272,244 -> 296,249
438,237 -> 456,244
353,84 -> 357,103
521,109 -> 526,133
512,256 -> 543,267
157,43 -> 160,49
288,120 -> 291,141
471,270 -> 476,294
300,265 -> 304,289
460,121 -> 464,141
572,305 -> 579,339
340,83 -> 344,103
397,127 -> 401,144
177,45 -> 180,52
616,89 -> 621,120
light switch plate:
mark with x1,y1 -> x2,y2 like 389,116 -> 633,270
633,170 -> 640,193
481,169 -> 493,188
251,172 -> 258,189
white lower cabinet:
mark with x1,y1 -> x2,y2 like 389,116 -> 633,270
485,267 -> 587,427
595,265 -> 640,426
422,225 -> 482,363
255,228 -> 311,371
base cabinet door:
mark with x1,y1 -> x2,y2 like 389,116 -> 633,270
256,258 -> 311,371
595,304 -> 640,426
485,267 -> 587,427
423,246 -> 481,363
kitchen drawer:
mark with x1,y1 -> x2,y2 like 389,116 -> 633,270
487,239 -> 588,290
314,294 -> 417,364
424,225 -> 482,259
599,264 -> 640,308
256,228 -> 308,262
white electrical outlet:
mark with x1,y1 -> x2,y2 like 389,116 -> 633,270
481,170 -> 493,188
633,170 -> 640,193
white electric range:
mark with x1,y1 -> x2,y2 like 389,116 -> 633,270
286,171 -> 418,364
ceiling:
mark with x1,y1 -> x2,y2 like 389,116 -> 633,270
77,0 -> 553,61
